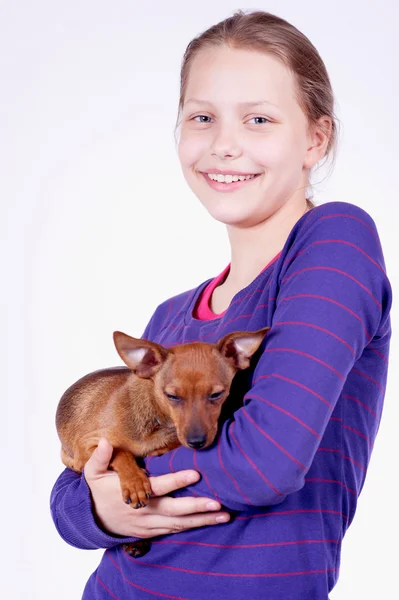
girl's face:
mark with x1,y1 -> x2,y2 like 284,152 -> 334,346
178,46 -> 318,227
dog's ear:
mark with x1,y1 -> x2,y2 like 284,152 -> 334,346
113,331 -> 169,378
216,327 -> 270,370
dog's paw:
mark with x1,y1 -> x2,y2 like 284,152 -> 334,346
123,540 -> 151,558
120,469 -> 152,509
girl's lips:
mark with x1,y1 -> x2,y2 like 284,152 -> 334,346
201,172 -> 262,192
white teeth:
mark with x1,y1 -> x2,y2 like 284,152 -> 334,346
207,173 -> 257,183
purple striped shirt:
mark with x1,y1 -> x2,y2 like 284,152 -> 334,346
50,201 -> 392,599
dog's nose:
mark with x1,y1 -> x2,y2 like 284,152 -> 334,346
187,435 -> 207,449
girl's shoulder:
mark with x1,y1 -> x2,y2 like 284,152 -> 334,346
300,200 -> 377,230
286,200 -> 382,254
275,200 -> 389,300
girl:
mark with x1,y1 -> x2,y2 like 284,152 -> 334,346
50,10 -> 392,599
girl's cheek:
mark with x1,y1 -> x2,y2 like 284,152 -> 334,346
177,138 -> 192,163
179,136 -> 208,163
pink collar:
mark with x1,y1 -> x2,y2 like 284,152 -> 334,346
195,251 -> 282,320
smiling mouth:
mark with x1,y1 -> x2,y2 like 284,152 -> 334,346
199,171 -> 262,190
201,171 -> 261,180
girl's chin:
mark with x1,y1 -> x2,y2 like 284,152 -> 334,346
202,204 -> 263,227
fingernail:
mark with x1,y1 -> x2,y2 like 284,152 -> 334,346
206,501 -> 219,510
215,515 -> 229,523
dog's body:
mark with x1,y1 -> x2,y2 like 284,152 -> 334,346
57,366 -> 180,474
56,327 -> 269,556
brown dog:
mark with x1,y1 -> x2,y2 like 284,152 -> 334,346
56,327 -> 269,556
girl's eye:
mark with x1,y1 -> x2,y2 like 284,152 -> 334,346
248,116 -> 270,125
193,115 -> 213,123
192,115 -> 270,125
208,391 -> 225,401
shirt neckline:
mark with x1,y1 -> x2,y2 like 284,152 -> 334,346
195,263 -> 231,320
183,204 -> 315,327
184,250 -> 282,326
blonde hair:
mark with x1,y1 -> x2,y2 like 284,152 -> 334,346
174,9 -> 340,208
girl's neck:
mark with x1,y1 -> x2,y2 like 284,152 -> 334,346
225,198 -> 310,290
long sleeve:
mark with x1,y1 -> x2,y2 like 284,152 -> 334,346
49,468 -> 142,549
49,315 -> 158,549
144,205 -> 392,512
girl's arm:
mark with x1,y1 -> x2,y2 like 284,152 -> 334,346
50,468 -> 141,549
144,205 -> 392,512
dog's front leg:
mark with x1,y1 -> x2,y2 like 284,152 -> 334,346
109,448 -> 152,508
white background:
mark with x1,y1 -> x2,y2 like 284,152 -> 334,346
1,1 -> 398,598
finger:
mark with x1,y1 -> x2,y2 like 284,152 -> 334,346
142,511 -> 231,536
145,495 -> 223,516
84,438 -> 114,479
149,470 -> 201,497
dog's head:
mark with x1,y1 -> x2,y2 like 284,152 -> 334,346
113,327 -> 269,449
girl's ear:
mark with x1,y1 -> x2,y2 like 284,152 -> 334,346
304,116 -> 332,169
113,331 -> 169,378
216,327 -> 270,370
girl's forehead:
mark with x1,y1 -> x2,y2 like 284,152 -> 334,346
184,47 -> 296,111
189,46 -> 291,79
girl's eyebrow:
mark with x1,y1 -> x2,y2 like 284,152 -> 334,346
185,98 -> 280,109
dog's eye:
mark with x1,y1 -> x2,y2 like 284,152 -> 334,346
208,391 -> 224,401
165,393 -> 182,403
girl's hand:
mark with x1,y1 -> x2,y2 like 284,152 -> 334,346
83,438 -> 230,538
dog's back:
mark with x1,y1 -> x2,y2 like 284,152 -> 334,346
56,367 -> 131,457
